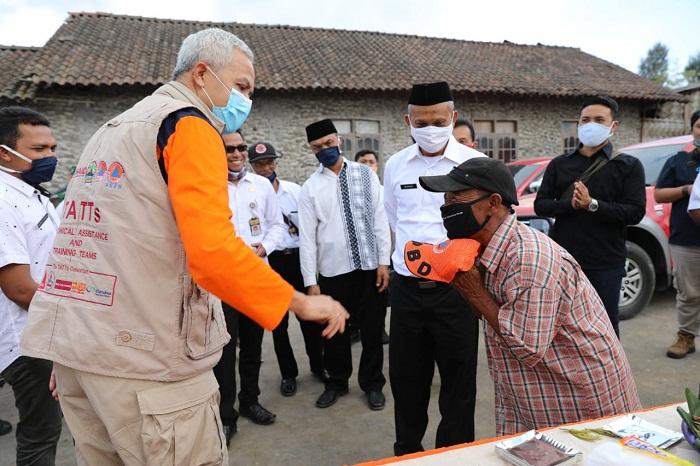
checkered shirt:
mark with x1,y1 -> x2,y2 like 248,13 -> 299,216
479,215 -> 641,436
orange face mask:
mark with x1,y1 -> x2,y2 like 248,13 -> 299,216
404,239 -> 481,283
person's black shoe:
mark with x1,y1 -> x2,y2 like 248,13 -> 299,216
366,390 -> 386,411
0,419 -> 11,436
222,424 -> 236,447
280,378 -> 297,397
239,403 -> 276,425
315,387 -> 348,408
382,329 -> 390,345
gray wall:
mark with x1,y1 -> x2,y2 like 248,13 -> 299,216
3,87 -> 644,190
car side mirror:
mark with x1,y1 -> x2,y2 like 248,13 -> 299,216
521,216 -> 553,236
526,179 -> 542,194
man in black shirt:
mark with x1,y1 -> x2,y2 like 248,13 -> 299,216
654,109 -> 700,358
534,96 -> 646,337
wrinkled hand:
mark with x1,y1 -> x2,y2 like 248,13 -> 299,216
306,285 -> 321,296
376,265 -> 390,293
451,267 -> 485,319
572,181 -> 592,210
290,292 -> 349,338
49,367 -> 59,401
451,267 -> 484,293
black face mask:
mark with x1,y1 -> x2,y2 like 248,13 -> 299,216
440,194 -> 491,239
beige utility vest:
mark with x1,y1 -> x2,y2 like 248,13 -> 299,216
21,81 -> 230,381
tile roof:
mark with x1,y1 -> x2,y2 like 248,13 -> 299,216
4,12 -> 684,102
0,46 -> 39,99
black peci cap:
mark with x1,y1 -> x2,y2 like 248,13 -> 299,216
305,119 -> 337,142
248,142 -> 279,163
419,157 -> 519,206
408,82 -> 453,106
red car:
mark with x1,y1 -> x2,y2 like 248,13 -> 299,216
509,135 -> 693,319
508,157 -> 552,197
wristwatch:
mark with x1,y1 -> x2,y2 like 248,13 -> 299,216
588,199 -> 599,212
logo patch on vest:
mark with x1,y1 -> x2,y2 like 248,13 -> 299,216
39,264 -> 116,307
74,160 -> 126,189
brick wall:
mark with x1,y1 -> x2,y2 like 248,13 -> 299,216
2,87 -> 645,190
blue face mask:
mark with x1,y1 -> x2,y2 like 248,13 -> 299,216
266,171 -> 277,183
315,146 -> 341,167
0,144 -> 57,186
202,67 -> 252,133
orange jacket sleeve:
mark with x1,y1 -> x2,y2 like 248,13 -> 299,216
159,114 -> 293,330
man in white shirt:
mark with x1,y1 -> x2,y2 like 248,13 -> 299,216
212,130 -> 285,443
0,106 -> 62,465
299,119 -> 391,410
383,82 -> 484,455
355,149 -> 391,346
248,141 -> 324,397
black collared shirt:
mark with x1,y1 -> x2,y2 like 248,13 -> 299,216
534,143 -> 646,270
656,150 -> 700,246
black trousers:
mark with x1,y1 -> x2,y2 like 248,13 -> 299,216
318,269 -> 386,392
583,267 -> 625,337
213,302 -> 266,426
389,273 -> 479,456
269,250 -> 324,379
213,305 -> 239,426
1,356 -> 62,466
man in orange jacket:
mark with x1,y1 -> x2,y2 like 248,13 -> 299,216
21,28 -> 347,466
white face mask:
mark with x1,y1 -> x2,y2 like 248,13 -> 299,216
410,116 -> 453,153
578,122 -> 614,147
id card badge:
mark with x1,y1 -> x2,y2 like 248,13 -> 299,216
249,217 -> 262,236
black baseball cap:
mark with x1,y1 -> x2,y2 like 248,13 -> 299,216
248,142 -> 279,163
419,157 -> 519,206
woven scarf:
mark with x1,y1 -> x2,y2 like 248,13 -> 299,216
337,162 -> 378,271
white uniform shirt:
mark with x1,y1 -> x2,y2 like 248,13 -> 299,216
689,174 -> 700,211
299,159 -> 391,287
227,172 -> 285,262
0,171 -> 59,372
275,179 -> 302,251
383,136 -> 486,277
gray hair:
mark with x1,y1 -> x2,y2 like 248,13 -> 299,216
172,28 -> 254,80
407,101 -> 455,116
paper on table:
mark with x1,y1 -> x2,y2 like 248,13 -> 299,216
603,415 -> 683,449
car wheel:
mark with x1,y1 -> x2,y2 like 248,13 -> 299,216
619,241 -> 656,321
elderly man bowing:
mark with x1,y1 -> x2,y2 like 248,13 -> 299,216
413,157 -> 641,435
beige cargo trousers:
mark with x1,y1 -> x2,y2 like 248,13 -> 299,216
56,364 -> 228,465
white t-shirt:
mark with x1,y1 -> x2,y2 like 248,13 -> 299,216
689,174 -> 700,211
275,179 -> 302,251
0,171 -> 59,372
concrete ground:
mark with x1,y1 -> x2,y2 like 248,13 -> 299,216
0,289 -> 698,465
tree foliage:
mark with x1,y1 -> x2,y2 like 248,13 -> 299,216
638,42 -> 669,86
684,51 -> 700,84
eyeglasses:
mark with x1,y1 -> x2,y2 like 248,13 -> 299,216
225,144 -> 248,154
